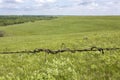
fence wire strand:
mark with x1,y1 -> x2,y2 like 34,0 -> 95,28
0,45 -> 120,54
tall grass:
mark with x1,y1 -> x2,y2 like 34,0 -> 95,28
0,16 -> 120,80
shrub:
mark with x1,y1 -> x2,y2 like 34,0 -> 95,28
0,31 -> 5,37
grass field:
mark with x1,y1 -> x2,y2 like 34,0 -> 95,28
0,16 -> 120,80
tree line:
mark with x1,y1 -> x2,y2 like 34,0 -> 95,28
0,15 -> 57,26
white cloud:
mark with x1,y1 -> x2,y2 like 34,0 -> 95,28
45,0 -> 56,3
35,0 -> 56,3
0,0 -> 3,3
35,0 -> 56,7
15,0 -> 24,3
0,0 -> 25,4
0,0 -> 120,15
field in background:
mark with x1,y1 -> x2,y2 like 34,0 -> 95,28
0,16 -> 120,80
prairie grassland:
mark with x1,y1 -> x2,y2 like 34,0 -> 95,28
0,16 -> 120,80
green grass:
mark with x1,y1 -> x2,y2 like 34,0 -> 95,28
0,16 -> 120,80
0,16 -> 120,36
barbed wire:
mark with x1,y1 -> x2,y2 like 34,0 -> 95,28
0,46 -> 120,54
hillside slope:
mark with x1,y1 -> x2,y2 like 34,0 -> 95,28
0,16 -> 120,80
0,16 -> 120,36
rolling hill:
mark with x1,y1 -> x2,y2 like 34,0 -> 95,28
0,16 -> 120,80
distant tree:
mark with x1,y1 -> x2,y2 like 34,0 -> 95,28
0,16 -> 57,26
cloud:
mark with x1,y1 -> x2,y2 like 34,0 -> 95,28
0,0 -> 3,3
0,0 -> 24,4
15,0 -> 24,3
0,0 -> 120,15
35,0 -> 56,4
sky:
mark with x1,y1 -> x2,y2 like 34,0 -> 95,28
0,0 -> 120,15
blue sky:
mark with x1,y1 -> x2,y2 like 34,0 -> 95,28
0,0 -> 120,15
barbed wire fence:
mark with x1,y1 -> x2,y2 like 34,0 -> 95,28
0,43 -> 120,55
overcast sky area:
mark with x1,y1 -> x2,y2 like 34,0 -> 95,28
0,0 -> 120,15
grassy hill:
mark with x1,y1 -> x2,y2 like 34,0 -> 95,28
0,16 -> 120,80
0,16 -> 120,36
